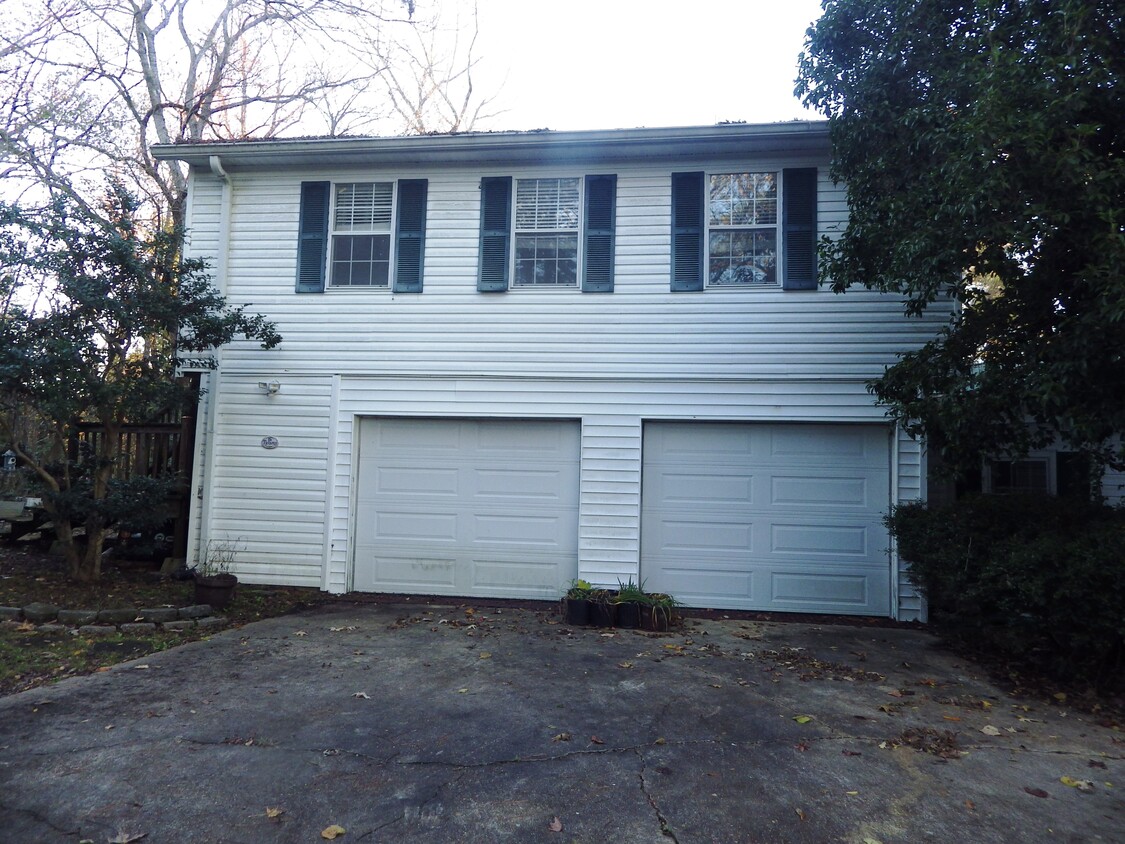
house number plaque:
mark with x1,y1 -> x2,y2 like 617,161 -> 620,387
260,436 -> 279,450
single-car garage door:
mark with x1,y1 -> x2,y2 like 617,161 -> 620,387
641,423 -> 891,615
352,418 -> 580,599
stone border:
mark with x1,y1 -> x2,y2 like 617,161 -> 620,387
0,601 -> 227,634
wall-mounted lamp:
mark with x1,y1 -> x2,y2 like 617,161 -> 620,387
257,380 -> 281,395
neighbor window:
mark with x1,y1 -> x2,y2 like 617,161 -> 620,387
330,182 -> 393,287
513,177 -> 580,286
986,459 -> 1051,494
707,172 -> 778,286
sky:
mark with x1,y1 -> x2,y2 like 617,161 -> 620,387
467,0 -> 826,132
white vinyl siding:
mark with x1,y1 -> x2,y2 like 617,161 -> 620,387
181,154 -> 957,617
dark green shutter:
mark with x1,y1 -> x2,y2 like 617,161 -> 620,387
296,181 -> 330,293
394,179 -> 427,293
782,168 -> 818,290
582,174 -> 616,293
670,171 -> 704,291
477,176 -> 511,292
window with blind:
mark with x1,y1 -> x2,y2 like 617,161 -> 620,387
330,182 -> 393,287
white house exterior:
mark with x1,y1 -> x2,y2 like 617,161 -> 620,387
154,122 -> 958,621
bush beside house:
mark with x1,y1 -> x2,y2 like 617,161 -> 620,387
889,495 -> 1125,692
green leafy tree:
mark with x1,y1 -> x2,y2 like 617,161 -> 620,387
0,183 -> 280,581
797,0 -> 1125,476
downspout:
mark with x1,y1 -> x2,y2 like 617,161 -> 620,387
189,156 -> 232,569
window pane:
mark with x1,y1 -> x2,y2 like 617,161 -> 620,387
515,178 -> 580,232
334,182 -> 392,231
513,233 -> 578,286
331,234 -> 390,287
708,230 -> 776,285
709,172 -> 777,225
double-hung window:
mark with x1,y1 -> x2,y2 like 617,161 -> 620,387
330,182 -> 392,287
295,179 -> 428,293
671,168 -> 817,292
513,178 -> 580,287
478,174 -> 616,293
707,173 -> 777,286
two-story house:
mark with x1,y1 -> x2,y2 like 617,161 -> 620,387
154,122 -> 955,621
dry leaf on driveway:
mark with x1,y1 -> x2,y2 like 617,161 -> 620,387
321,824 -> 347,839
548,816 -> 564,832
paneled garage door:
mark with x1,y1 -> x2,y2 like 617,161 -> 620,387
641,423 -> 891,615
352,418 -> 580,599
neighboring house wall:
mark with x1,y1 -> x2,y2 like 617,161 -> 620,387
172,127 -> 954,620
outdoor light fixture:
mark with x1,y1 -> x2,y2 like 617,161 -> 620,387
257,380 -> 281,395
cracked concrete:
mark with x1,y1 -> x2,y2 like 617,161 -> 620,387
0,604 -> 1121,842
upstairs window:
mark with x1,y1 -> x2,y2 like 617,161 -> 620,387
671,168 -> 817,292
330,182 -> 393,287
295,179 -> 427,294
478,174 -> 616,293
707,172 -> 778,287
514,178 -> 581,287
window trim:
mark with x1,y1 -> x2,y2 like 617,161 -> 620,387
704,170 -> 780,289
983,457 -> 1054,495
328,180 -> 395,290
511,176 -> 583,289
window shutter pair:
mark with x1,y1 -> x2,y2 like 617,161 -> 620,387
477,174 -> 617,293
295,179 -> 428,293
669,168 -> 818,292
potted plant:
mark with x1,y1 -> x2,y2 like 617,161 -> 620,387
588,588 -> 617,628
614,579 -> 646,629
562,578 -> 593,625
641,592 -> 677,632
193,538 -> 240,609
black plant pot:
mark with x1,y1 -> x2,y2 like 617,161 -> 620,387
589,601 -> 617,628
615,602 -> 640,629
563,597 -> 590,626
194,573 -> 237,609
642,606 -> 672,632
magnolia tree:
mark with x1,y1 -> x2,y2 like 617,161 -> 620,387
797,0 -> 1125,477
0,184 -> 280,581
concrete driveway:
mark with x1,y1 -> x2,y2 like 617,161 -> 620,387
0,603 -> 1120,843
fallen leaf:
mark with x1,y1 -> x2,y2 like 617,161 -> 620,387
964,799 -> 975,811
710,683 -> 722,689
590,735 -> 605,745
457,688 -> 468,694
918,678 -> 938,687
842,750 -> 862,757
551,732 -> 571,742
133,665 -> 150,670
795,808 -> 807,821
793,715 -> 813,724
266,807 -> 285,819
1053,692 -> 1067,703
1023,787 -> 1049,798
886,690 -> 904,698
980,725 -> 1002,736
618,661 -> 634,669
655,737 -> 666,745
863,837 -> 883,844
294,631 -> 308,637
321,824 -> 347,839
479,652 -> 491,660
942,716 -> 962,722
846,790 -> 859,795
795,741 -> 810,752
1060,776 -> 1095,793
352,692 -> 370,699
548,817 -> 563,832
108,834 -> 147,844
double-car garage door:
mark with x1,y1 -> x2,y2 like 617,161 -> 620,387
352,418 -> 891,614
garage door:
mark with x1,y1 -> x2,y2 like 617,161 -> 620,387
352,418 -> 580,599
641,423 -> 891,615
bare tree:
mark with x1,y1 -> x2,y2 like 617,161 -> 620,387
358,1 -> 503,135
0,0 -> 421,227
